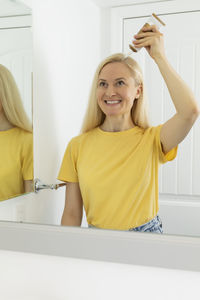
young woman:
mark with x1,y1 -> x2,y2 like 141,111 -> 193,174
58,24 -> 199,233
0,64 -> 33,201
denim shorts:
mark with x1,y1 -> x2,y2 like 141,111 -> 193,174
88,215 -> 163,234
129,215 -> 163,234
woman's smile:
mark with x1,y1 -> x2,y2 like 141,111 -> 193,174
104,100 -> 122,105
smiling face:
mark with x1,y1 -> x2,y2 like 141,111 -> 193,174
97,62 -> 141,117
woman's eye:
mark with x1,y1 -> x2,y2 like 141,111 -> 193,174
99,82 -> 106,87
117,80 -> 125,86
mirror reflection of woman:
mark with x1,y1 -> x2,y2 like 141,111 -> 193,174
58,25 -> 199,233
0,64 -> 33,201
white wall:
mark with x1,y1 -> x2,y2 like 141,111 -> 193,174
33,0 -> 101,226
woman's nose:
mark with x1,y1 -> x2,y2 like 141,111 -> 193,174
105,86 -> 116,97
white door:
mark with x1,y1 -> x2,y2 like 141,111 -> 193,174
123,11 -> 200,196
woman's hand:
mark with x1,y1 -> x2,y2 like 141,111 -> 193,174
132,24 -> 166,62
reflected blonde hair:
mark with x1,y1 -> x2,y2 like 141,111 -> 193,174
0,64 -> 32,132
80,53 -> 150,134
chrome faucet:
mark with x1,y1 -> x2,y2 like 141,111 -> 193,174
34,178 -> 66,193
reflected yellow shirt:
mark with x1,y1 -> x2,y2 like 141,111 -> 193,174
58,125 -> 178,230
0,127 -> 33,201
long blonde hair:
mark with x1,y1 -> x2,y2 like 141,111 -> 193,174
79,53 -> 150,134
0,64 -> 32,132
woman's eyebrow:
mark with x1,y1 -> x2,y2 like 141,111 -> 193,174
98,77 -> 126,82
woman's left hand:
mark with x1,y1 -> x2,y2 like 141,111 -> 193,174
132,24 -> 166,61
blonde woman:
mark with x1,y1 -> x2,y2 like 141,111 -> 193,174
0,64 -> 33,201
58,25 -> 199,233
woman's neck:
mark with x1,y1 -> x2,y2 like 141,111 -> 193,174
100,116 -> 135,132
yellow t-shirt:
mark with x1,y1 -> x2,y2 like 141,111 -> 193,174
58,124 -> 178,230
0,127 -> 33,201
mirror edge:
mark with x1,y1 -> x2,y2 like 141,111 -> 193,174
0,220 -> 200,272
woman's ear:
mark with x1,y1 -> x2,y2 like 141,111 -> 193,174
136,84 -> 143,99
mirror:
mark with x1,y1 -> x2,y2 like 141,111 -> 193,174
54,3 -> 200,238
0,0 -> 33,202
1,0 -> 200,241
55,4 -> 200,238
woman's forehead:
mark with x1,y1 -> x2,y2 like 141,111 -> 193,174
99,62 -> 132,79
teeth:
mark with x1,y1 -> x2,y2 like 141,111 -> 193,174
106,100 -> 121,104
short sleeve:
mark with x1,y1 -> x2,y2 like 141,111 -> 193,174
22,132 -> 33,180
57,138 -> 79,182
155,124 -> 178,164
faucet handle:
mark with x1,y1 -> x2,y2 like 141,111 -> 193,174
34,178 -> 67,193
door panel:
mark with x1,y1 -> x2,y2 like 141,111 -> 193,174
123,11 -> 200,196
